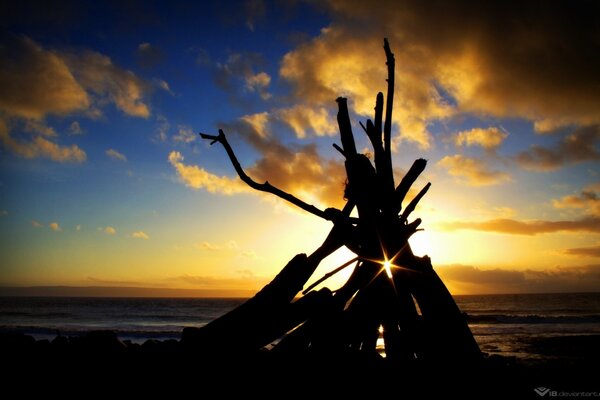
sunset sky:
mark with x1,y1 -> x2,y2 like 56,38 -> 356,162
1,0 -> 599,295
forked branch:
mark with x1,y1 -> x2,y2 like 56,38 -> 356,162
200,130 -> 334,222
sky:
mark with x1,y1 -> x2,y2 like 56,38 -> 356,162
1,0 -> 599,295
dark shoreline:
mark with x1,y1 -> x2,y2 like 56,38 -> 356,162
2,331 -> 598,396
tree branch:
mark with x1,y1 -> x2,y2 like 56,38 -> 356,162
393,158 -> 427,214
200,130 -> 337,222
383,38 -> 396,192
400,182 -> 431,223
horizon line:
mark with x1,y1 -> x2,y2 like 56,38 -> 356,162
0,285 -> 598,298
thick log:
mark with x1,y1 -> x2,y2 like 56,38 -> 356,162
402,255 -> 482,362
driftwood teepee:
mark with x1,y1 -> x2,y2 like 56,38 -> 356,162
183,39 -> 481,368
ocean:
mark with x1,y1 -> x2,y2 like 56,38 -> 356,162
1,293 -> 599,359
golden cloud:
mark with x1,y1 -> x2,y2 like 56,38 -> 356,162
0,34 -> 90,119
245,71 -> 271,100
438,216 -> 600,235
104,226 -> 116,235
168,151 -> 247,194
68,50 -> 150,118
225,116 -> 347,208
454,127 -> 507,150
553,182 -> 600,217
49,222 -> 61,232
0,119 -> 86,163
0,34 -> 151,120
240,112 -> 269,139
276,105 -> 337,138
279,0 -> 600,148
438,154 -> 510,186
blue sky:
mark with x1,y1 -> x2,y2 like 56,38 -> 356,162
1,0 -> 599,294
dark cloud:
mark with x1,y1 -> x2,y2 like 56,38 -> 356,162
564,245 -> 600,258
437,264 -> 600,294
439,217 -> 600,235
514,125 -> 600,171
214,52 -> 272,101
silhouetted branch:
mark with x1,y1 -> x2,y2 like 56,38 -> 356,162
383,38 -> 395,193
336,97 -> 357,157
401,182 -> 431,222
200,130 -> 334,222
393,158 -> 427,214
302,257 -> 359,295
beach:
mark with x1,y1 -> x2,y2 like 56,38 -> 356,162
1,293 -> 599,396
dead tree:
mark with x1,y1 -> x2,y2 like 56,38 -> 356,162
184,39 -> 481,368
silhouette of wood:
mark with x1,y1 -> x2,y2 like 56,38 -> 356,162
191,38 -> 482,369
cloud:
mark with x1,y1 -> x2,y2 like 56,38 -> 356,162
437,264 -> 600,294
278,1 -> 600,148
564,245 -> 600,258
514,125 -> 600,171
24,119 -> 57,137
49,222 -> 61,232
0,210 -> 7,217
76,225 -> 82,231
69,121 -> 83,135
103,226 -> 116,235
154,114 -> 170,143
132,231 -> 149,240
276,105 -> 337,138
172,125 -> 197,143
211,117 -> 348,208
0,33 -> 150,120
31,220 -> 43,228
240,112 -> 269,139
438,216 -> 600,235
135,42 -> 165,68
245,72 -> 271,100
438,154 -> 510,186
0,119 -> 86,163
67,50 -> 150,118
168,151 -> 247,194
553,183 -> 600,217
153,78 -> 173,95
106,148 -> 127,162
214,52 -> 271,101
0,33 -> 90,118
453,127 -> 507,150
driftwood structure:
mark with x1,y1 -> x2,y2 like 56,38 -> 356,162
183,39 -> 481,371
